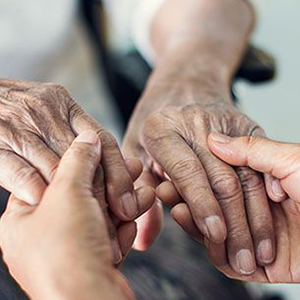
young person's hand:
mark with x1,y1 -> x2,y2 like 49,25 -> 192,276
168,133 -> 300,283
0,131 -> 137,300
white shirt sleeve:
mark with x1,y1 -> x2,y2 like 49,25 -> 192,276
130,0 -> 167,64
102,0 -> 167,65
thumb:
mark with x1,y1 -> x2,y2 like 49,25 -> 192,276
52,130 -> 101,191
208,133 -> 300,202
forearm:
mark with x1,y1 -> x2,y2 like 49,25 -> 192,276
149,0 -> 255,98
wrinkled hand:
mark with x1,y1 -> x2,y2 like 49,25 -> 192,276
204,133 -> 300,283
0,79 -> 155,262
124,80 -> 279,275
0,131 -> 135,300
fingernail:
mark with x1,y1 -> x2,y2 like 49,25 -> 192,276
257,239 -> 274,264
111,238 -> 122,264
204,216 -> 227,243
210,133 -> 232,144
121,192 -> 138,219
272,179 -> 285,198
76,131 -> 98,144
236,249 -> 256,275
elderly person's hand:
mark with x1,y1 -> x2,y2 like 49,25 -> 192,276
0,131 -> 136,300
124,74 -> 279,275
178,132 -> 299,283
0,79 -> 155,263
123,0 -> 280,277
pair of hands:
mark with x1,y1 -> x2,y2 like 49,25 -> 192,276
0,79 -> 156,265
0,131 -> 136,300
2,130 -> 300,300
0,78 -> 298,291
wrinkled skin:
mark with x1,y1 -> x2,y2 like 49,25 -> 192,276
0,79 -> 155,263
203,198 -> 300,283
0,132 -> 135,300
203,134 -> 300,283
124,78 -> 281,275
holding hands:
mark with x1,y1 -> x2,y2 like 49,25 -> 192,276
0,79 -> 155,264
0,131 -> 136,300
205,133 -> 300,283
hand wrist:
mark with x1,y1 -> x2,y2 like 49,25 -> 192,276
28,269 -> 114,300
145,44 -> 234,106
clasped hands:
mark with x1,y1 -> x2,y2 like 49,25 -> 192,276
0,79 -> 300,300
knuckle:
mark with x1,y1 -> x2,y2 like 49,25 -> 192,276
211,174 -> 242,202
169,159 -> 201,183
13,166 -> 41,187
46,83 -> 69,96
228,224 -> 251,242
99,131 -> 119,150
237,167 -> 264,193
142,110 -> 166,139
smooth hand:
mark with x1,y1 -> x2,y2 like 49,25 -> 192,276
0,131 -> 136,300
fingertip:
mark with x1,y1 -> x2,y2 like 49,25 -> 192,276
125,157 -> 143,182
171,203 -> 204,244
118,221 -> 137,258
156,181 -> 181,207
203,215 -> 227,244
135,186 -> 156,215
74,130 -> 101,155
207,133 -> 238,163
256,238 -> 275,266
208,132 -> 233,145
268,177 -> 287,202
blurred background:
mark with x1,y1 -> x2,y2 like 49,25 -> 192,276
239,0 -> 300,143
0,0 -> 300,300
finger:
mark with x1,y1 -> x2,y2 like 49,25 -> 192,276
52,131 -> 101,190
265,202 -> 293,283
52,131 -> 123,264
251,130 -> 287,202
133,170 -> 163,251
208,133 -> 300,202
143,134 -> 227,244
124,158 -> 156,217
236,167 -> 275,266
4,194 -> 34,217
156,181 -> 182,207
264,174 -> 287,203
93,167 -> 122,265
195,148 -> 256,275
125,158 -> 143,182
69,105 -> 140,221
0,150 -> 47,205
204,239 -> 268,282
117,221 -> 137,259
10,134 -> 60,183
171,203 -> 203,244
